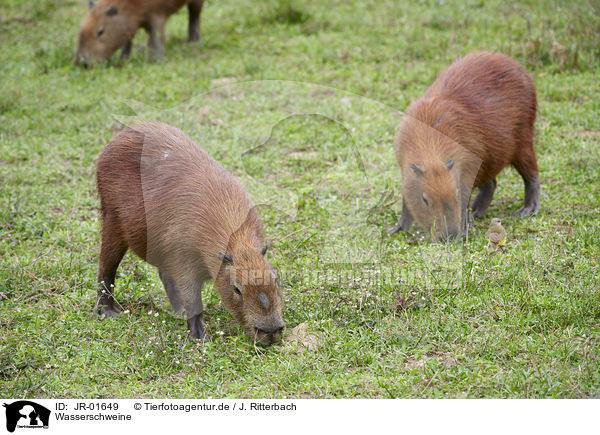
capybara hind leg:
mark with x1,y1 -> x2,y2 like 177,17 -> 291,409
471,178 -> 497,219
513,176 -> 541,217
389,198 -> 413,234
187,0 -> 204,42
512,147 -> 540,217
159,271 -> 184,314
96,225 -> 127,317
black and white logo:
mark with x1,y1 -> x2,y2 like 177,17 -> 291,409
3,401 -> 50,433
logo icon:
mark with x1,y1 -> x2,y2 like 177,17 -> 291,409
2,401 -> 50,433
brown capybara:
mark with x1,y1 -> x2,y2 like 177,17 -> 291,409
95,122 -> 284,346
75,0 -> 204,66
390,52 -> 540,240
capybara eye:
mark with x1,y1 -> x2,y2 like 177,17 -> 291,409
97,28 -> 104,37
422,194 -> 429,206
233,286 -> 242,297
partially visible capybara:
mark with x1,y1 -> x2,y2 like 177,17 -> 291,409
75,0 -> 204,66
390,52 -> 540,240
95,122 -> 285,346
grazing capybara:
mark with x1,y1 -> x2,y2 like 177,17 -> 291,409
75,0 -> 204,66
390,51 -> 540,240
95,122 -> 284,346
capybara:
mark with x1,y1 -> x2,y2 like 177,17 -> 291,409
390,51 -> 540,240
75,0 -> 204,66
95,122 -> 284,346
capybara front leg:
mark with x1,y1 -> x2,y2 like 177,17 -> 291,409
148,16 -> 166,60
471,178 -> 497,219
187,0 -> 204,42
180,278 -> 208,340
513,176 -> 541,217
389,198 -> 413,234
120,40 -> 132,59
159,271 -> 184,314
187,313 -> 208,341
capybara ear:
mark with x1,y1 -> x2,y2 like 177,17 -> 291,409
105,5 -> 118,16
218,252 -> 233,264
260,244 -> 269,256
88,1 -> 94,9
410,163 -> 424,175
445,158 -> 455,170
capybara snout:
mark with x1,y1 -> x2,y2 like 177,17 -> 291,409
254,323 -> 285,346
400,148 -> 463,240
216,252 -> 285,346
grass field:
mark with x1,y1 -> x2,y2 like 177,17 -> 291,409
1,0 -> 599,399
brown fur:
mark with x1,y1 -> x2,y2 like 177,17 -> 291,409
392,52 -> 540,240
96,122 -> 284,346
75,0 -> 204,66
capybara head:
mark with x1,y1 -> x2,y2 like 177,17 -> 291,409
403,154 -> 462,240
74,1 -> 130,66
215,243 -> 284,346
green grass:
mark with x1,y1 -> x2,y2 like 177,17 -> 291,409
1,0 -> 599,398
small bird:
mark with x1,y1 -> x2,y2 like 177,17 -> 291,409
486,218 -> 506,253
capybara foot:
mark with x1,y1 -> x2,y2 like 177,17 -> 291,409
471,209 -> 484,219
388,221 -> 407,234
187,333 -> 210,342
512,202 -> 540,217
187,314 -> 209,341
389,202 -> 413,234
471,179 -> 497,219
512,177 -> 540,217
97,307 -> 121,318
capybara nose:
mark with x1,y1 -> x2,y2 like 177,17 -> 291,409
256,325 -> 284,336
255,324 -> 285,346
74,53 -> 88,68
75,56 -> 88,68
